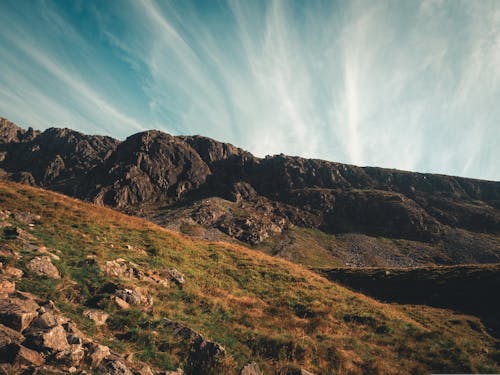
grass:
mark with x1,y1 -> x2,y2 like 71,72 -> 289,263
0,180 -> 498,374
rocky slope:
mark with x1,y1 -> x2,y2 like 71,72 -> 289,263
0,180 -> 499,374
1,117 -> 499,267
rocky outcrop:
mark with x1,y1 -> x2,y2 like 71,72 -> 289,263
87,131 -> 211,207
0,288 -> 146,374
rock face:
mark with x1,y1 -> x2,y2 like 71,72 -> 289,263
1,117 -> 500,266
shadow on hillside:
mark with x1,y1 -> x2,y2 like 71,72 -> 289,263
319,264 -> 500,339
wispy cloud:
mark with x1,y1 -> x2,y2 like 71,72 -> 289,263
0,0 -> 498,180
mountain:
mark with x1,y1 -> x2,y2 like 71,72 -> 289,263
0,180 -> 499,374
1,117 -> 500,268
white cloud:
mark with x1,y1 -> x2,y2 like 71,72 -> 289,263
0,0 -> 498,180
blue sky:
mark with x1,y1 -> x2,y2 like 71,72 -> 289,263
0,0 -> 499,180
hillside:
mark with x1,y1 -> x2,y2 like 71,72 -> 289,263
1,117 -> 499,268
0,180 -> 499,374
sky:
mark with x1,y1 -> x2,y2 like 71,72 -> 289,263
0,0 -> 499,181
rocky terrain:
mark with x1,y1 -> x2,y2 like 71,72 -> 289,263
0,180 -> 499,374
0,117 -> 499,267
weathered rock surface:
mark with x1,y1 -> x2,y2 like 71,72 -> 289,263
0,298 -> 39,331
26,256 -> 60,279
24,324 -> 70,352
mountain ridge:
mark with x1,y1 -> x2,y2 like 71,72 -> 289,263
1,117 -> 499,268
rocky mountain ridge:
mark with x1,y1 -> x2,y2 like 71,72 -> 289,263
1,117 -> 499,267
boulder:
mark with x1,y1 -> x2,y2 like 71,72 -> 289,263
161,268 -> 185,287
0,300 -> 38,331
83,310 -> 109,326
24,325 -> 70,352
0,344 -> 45,366
241,362 -> 262,375
26,256 -> 60,279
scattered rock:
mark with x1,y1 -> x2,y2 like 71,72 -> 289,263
98,356 -> 134,375
83,310 -> 109,326
241,361 -> 262,375
26,256 -> 60,279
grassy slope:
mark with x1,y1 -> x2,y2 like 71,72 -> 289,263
0,180 -> 499,374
